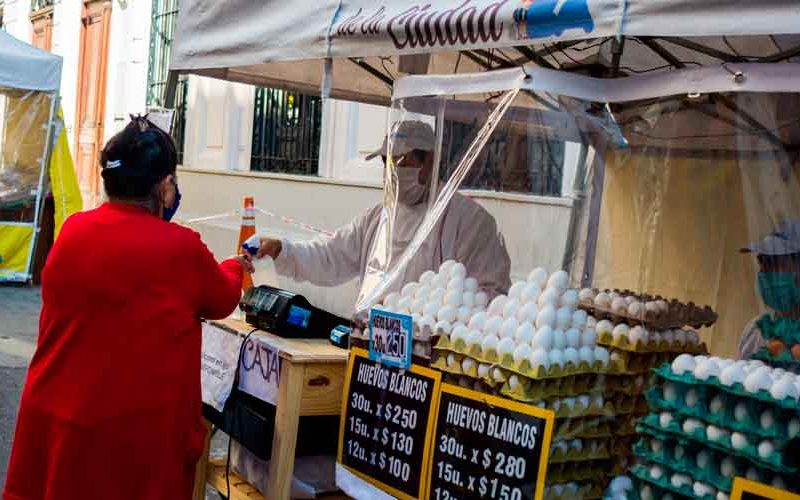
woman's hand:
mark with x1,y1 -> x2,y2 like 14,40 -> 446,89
233,254 -> 255,274
257,238 -> 282,260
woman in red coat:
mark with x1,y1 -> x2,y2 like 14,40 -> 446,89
3,116 -> 252,500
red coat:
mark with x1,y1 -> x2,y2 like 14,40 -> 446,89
4,203 -> 243,500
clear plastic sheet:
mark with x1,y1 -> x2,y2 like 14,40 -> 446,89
0,87 -> 53,221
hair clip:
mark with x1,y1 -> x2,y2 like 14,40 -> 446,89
106,159 -> 122,169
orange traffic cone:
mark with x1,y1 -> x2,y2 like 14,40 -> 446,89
237,196 -> 256,291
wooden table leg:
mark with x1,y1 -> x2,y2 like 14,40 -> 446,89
266,362 -> 305,500
192,418 -> 212,500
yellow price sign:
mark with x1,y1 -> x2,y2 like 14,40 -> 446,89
731,477 -> 800,500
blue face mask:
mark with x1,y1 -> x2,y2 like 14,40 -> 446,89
162,183 -> 181,222
757,271 -> 800,312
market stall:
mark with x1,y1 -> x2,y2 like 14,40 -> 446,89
172,1 -> 800,499
0,30 -> 69,282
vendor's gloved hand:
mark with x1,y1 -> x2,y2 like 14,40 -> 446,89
256,238 -> 282,260
233,254 -> 255,274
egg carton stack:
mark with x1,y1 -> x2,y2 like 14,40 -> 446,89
752,316 -> 800,373
629,354 -> 800,500
578,289 -> 717,330
349,260 -> 489,362
430,267 -> 633,499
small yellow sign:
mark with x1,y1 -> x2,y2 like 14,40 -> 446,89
731,477 -> 800,500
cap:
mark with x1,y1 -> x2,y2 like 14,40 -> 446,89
365,120 -> 436,161
741,219 -> 800,256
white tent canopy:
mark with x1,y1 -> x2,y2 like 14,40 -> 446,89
169,0 -> 800,104
0,30 -> 62,92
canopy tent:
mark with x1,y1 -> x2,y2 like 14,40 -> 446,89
0,31 -> 64,282
169,0 -> 800,104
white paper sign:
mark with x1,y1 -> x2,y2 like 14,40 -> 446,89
145,107 -> 175,134
237,335 -> 281,405
201,322 -> 242,412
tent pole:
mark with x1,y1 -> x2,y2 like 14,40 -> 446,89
639,37 -> 685,69
764,44 -> 800,63
580,141 -> 605,288
164,70 -> 179,109
347,58 -> 394,87
610,37 -> 625,78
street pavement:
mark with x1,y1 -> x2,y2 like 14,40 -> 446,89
0,286 -> 226,499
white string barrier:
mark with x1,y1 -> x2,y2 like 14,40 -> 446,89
179,206 -> 334,237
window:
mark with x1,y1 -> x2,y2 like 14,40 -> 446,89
30,0 -> 54,52
147,0 -> 187,163
250,87 -> 323,175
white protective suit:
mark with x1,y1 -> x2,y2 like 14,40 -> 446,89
274,192 -> 512,306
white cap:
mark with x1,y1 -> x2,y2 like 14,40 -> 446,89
365,120 -> 435,161
741,219 -> 800,256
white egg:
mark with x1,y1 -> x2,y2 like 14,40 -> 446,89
396,296 -> 412,314
563,347 -> 579,366
410,297 -> 426,314
418,315 -> 436,333
423,301 -> 440,318
498,337 -> 515,356
594,292 -> 612,308
432,274 -> 449,289
451,325 -> 469,344
548,349 -> 565,369
537,288 -> 560,308
508,281 -> 525,300
484,316 -> 503,337
707,425 -> 728,442
513,343 -> 532,364
462,357 -> 477,373
612,324 -> 630,341
555,307 -> 573,330
535,305 -> 556,329
770,378 -> 799,401
629,326 -> 649,345
439,260 -> 456,275
611,297 -> 628,314
683,418 -> 704,435
401,282 -> 419,298
514,323 -> 535,344
552,329 -> 567,350
383,292 -> 401,309
508,374 -> 521,390
709,395 -> 725,413
474,291 -> 489,308
789,418 -> 800,438
434,321 -> 453,335
671,473 -> 691,488
527,267 -> 549,287
650,465 -> 664,480
488,295 -> 508,317
580,329 -> 597,348
415,284 -> 431,300
746,468 -> 761,482
547,270 -> 569,291
419,270 -> 436,286
446,353 -> 459,368
731,432 -> 749,450
594,347 -> 610,366
670,354 -> 696,375
529,348 -> 550,370
444,290 -> 462,307
450,262 -> 467,280
467,330 -> 483,347
468,311 -> 489,331
500,318 -> 519,339
571,309 -> 588,328
650,331 -> 663,344
586,315 -> 597,329
533,326 -> 554,351
685,388 -> 700,407
720,458 -> 736,478
519,282 -> 542,304
578,346 -> 594,363
447,276 -> 465,293
477,363 -> 491,378
431,287 -> 448,305
437,305 -> 458,324
662,330 -> 675,345
609,476 -> 633,493
674,329 -> 687,345
568,438 -> 582,451
464,277 -> 479,293
720,364 -> 746,386
503,299 -> 521,320
663,383 -> 678,402
696,449 -> 710,468
492,367 -> 507,383
563,328 -> 581,349
596,319 -> 614,335
761,410 -> 775,430
758,440 -> 775,459
772,477 -> 787,490
517,302 -> 538,323
560,289 -> 580,309
693,482 -> 716,498
656,299 -> 669,313
626,301 -> 644,319
744,370 -> 773,393
686,330 -> 700,345
480,335 -> 499,354
694,359 -> 721,381
641,485 -> 654,500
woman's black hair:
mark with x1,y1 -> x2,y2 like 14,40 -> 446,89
100,114 -> 178,200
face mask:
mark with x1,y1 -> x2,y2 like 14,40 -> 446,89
396,167 -> 427,206
757,271 -> 800,311
162,183 -> 181,221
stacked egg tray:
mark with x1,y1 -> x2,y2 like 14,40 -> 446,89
752,316 -> 800,373
577,289 -> 717,330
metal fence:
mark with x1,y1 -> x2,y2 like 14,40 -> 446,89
251,88 -> 323,175
147,0 -> 187,163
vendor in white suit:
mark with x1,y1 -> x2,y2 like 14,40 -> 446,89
256,120 -> 512,304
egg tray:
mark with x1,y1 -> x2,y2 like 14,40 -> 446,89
500,378 -> 607,406
555,415 -> 640,440
549,437 -> 629,464
605,373 -> 653,396
578,302 -> 716,331
645,383 -> 798,442
608,349 -> 680,375
548,459 -> 624,484
440,373 -> 502,395
652,364 -> 800,414
545,481 -> 605,500
501,387 -> 648,418
431,352 -> 504,388
756,315 -> 800,344
637,413 -> 797,475
633,436 -> 734,493
629,463 -> 712,500
752,348 -> 800,374
434,335 -> 618,379
596,330 -> 708,355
